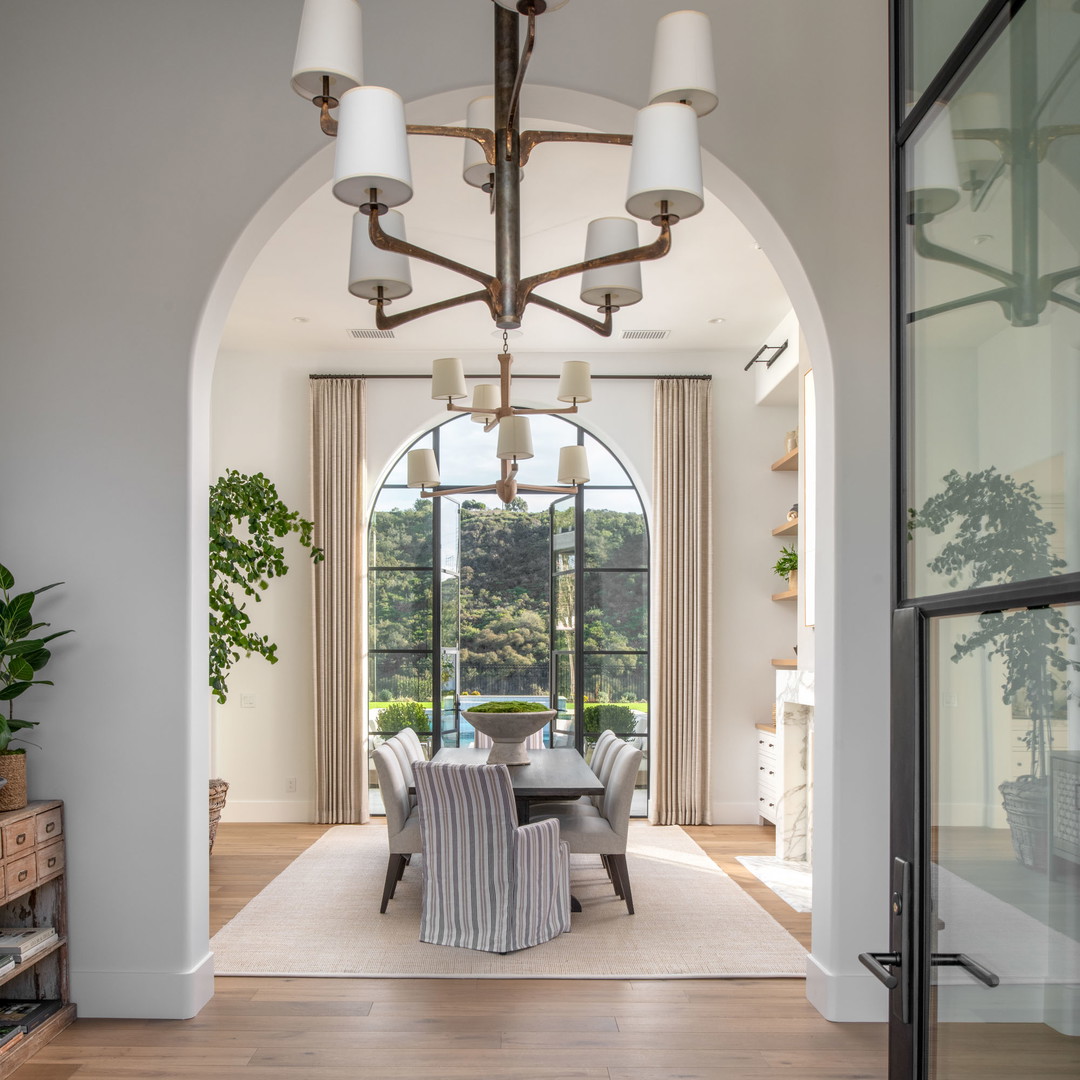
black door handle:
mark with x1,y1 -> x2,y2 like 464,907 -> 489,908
859,951 -> 900,989
931,953 -> 1000,988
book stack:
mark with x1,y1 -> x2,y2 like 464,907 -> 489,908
0,927 -> 58,965
0,1024 -> 22,1055
0,1000 -> 64,1033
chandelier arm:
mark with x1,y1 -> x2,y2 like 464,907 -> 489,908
1037,124 -> 1080,158
369,211 -> 495,289
906,287 -> 1015,324
515,484 -> 580,494
1046,289 -> 1080,316
518,129 -> 633,167
951,127 -> 1012,161
526,292 -> 614,336
511,405 -> 580,416
419,485 -> 499,499
406,125 -> 498,167
505,8 -> 537,148
372,289 -> 494,332
518,221 -> 672,306
913,224 -> 1018,289
1041,264 -> 1080,289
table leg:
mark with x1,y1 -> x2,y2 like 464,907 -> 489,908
515,796 -> 531,824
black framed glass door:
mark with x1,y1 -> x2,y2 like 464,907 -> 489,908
885,1 -> 1080,1074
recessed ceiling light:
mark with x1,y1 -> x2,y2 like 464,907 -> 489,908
292,316 -> 310,323
972,234 -> 994,245
752,243 -> 763,251
707,316 -> 726,324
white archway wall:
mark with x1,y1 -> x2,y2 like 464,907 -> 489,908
0,0 -> 889,1020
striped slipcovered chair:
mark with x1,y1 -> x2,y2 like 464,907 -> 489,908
413,761 -> 571,953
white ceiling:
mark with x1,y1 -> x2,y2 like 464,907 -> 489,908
220,111 -> 792,361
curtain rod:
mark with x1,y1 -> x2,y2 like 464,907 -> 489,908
308,373 -> 712,381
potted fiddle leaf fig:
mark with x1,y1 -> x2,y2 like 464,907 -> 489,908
910,467 -> 1078,870
0,563 -> 73,811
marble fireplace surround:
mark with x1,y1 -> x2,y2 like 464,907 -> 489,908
775,670 -> 815,864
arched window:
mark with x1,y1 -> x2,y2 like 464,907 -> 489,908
368,413 -> 649,816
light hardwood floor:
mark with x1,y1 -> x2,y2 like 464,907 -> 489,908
14,823 -> 887,1080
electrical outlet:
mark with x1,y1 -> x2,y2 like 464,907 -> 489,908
286,777 -> 297,793
240,693 -> 256,709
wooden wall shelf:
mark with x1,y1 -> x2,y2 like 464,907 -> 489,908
771,658 -> 797,669
770,447 -> 799,471
771,588 -> 798,602
772,519 -> 798,537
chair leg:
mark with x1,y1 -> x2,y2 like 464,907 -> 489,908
602,855 -> 622,898
396,855 -> 408,882
610,854 -> 634,915
381,854 -> 406,913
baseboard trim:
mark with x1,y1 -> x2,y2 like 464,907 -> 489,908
710,801 -> 761,825
806,952 -> 888,1022
220,799 -> 315,823
70,951 -> 214,1019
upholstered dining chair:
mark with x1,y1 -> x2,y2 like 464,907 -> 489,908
372,743 -> 422,913
386,730 -> 423,807
395,725 -> 428,762
530,728 -> 618,815
413,761 -> 571,953
531,740 -> 643,914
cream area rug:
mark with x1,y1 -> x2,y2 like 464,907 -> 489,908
211,823 -> 808,979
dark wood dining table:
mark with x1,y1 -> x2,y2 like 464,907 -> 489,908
423,747 -> 603,825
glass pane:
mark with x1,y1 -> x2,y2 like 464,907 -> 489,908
906,0 -> 990,109
928,603 -> 1080,1077
440,498 -> 460,575
582,653 -> 648,720
383,432 -> 432,486
369,570 -> 432,649
368,653 -> 433,718
583,571 -> 648,651
904,1 -> 1080,597
440,572 -> 459,649
369,491 -> 431,568
440,648 -> 460,748
553,651 -> 577,747
583,489 -> 648,569
438,416 -> 501,486
553,572 -> 575,651
583,434 -> 633,486
552,501 -> 576,573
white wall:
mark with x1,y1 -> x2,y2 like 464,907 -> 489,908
0,0 -> 890,1020
211,347 -> 796,826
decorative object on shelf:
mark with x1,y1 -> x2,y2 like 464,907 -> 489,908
785,430 -> 798,453
905,10 -> 1080,326
787,503 -> 799,522
772,545 -> 798,593
291,1 -> 714,336
0,564 -> 73,812
408,344 -> 592,505
465,700 -> 554,765
208,471 -> 324,706
910,466 -> 1079,869
209,778 -> 229,856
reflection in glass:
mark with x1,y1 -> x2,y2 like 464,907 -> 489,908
440,497 -> 460,575
904,1 -> 1080,597
583,434 -> 633,486
368,652 -> 432,708
552,502 -> 576,573
440,573 -> 459,649
553,572 -> 575,652
584,489 -> 647,568
929,603 -> 1080,1077
582,653 -> 648,713
907,0 -> 988,109
582,572 -> 647,651
554,651 -> 577,747
369,570 -> 432,649
370,492 -> 431,568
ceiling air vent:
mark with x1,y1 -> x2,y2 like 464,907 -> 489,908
620,329 -> 670,341
347,328 -> 396,340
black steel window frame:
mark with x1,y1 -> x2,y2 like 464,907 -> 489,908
369,417 -> 650,780
890,1 -> 1080,1076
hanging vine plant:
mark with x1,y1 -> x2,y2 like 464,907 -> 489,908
209,470 -> 323,704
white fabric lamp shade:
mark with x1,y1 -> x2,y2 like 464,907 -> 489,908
557,445 -> 590,485
290,0 -> 364,101
580,218 -> 643,307
557,360 -> 592,403
625,102 -> 704,222
470,384 -> 500,423
951,91 -> 1004,172
497,415 -> 534,460
332,86 -> 414,208
431,357 -> 467,401
407,449 -> 440,489
348,209 -> 412,300
909,102 -> 960,218
463,97 -> 496,189
648,10 -> 718,117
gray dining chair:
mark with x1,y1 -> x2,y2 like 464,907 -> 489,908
532,740 -> 643,914
387,730 -> 424,807
530,728 -> 618,816
372,743 -> 422,913
413,760 -> 571,953
395,725 -> 428,762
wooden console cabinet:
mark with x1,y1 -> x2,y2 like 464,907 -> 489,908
0,800 -> 74,1075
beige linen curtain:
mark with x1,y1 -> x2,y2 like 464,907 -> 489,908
310,377 -> 367,823
651,378 -> 712,825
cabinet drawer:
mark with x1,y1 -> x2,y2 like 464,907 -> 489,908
756,735 -> 778,759
758,794 -> 777,822
5,853 -> 36,895
2,819 -> 36,861
35,808 -> 62,846
36,840 -> 64,881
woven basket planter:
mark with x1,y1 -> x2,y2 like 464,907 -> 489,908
209,778 -> 230,855
999,775 -> 1048,871
0,753 -> 27,812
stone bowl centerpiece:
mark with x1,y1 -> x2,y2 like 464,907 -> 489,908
466,701 -> 555,766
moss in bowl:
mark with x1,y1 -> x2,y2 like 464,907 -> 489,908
465,701 -> 554,765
